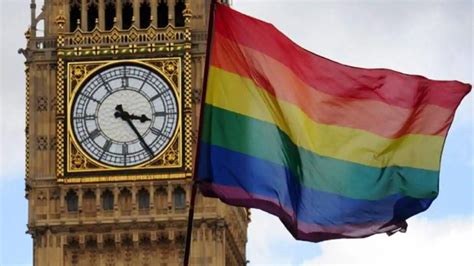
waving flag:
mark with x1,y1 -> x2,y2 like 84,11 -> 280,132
196,3 -> 471,242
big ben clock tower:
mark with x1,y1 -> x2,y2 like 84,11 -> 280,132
23,0 -> 248,265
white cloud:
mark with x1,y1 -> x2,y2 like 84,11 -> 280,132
302,216 -> 474,266
247,211 -> 474,265
247,210 -> 298,265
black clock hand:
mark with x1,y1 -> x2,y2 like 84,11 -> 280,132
129,114 -> 151,123
114,105 -> 154,157
124,118 -> 154,157
115,105 -> 151,123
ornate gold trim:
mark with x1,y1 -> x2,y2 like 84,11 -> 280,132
58,173 -> 192,184
56,24 -> 188,58
66,58 -> 183,172
55,18 -> 193,184
183,52 -> 193,174
56,57 -> 66,179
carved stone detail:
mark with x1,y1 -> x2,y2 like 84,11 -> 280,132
36,136 -> 48,151
36,96 -> 48,111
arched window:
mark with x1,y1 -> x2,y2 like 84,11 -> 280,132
138,188 -> 150,209
122,0 -> 133,29
175,0 -> 185,27
36,192 -> 47,215
105,0 -> 116,30
65,190 -> 78,212
173,187 -> 186,209
119,188 -> 132,215
140,0 -> 151,28
87,0 -> 99,31
157,0 -> 168,28
82,189 -> 96,214
154,187 -> 167,213
69,0 -> 81,31
101,189 -> 114,211
85,237 -> 97,249
49,190 -> 60,216
103,236 -> 115,249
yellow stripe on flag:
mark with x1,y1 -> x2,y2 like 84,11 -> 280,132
206,66 -> 444,171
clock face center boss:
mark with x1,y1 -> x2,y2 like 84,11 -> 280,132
71,64 -> 179,167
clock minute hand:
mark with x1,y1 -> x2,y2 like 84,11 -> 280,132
124,118 -> 154,157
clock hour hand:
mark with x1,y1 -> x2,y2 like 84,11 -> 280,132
114,105 -> 150,123
129,114 -> 151,123
114,105 -> 154,157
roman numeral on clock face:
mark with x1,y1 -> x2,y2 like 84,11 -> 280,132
150,127 -> 162,137
103,140 -> 112,151
89,129 -> 100,140
122,77 -> 129,88
122,143 -> 128,154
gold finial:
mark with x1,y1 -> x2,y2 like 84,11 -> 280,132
183,2 -> 192,25
55,10 -> 66,30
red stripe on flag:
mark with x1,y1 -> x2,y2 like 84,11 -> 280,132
214,4 -> 471,110
211,33 -> 456,138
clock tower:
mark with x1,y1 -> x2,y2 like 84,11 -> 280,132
23,0 -> 248,265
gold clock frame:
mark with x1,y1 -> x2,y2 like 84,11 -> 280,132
57,58 -> 189,183
54,14 -> 194,184
71,59 -> 182,165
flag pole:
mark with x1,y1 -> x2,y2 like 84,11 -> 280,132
183,0 -> 217,265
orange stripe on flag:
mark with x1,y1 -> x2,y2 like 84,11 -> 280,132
211,32 -> 454,138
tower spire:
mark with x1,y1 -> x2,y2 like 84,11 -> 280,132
30,0 -> 36,38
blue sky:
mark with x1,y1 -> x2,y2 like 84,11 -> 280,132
1,0 -> 472,265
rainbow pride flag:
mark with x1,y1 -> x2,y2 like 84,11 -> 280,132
196,3 -> 471,242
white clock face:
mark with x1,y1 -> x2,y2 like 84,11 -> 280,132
71,64 -> 179,167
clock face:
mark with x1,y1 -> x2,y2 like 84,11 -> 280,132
70,64 -> 179,167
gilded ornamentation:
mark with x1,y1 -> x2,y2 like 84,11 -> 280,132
165,152 -> 177,165
55,58 -> 188,183
183,50 -> 193,173
146,43 -> 155,53
56,57 -> 66,178
165,62 -> 176,74
110,45 -> 119,55
54,9 -> 193,183
56,58 -> 65,116
71,153 -> 86,170
64,25 -> 186,49
71,65 -> 87,83
56,120 -> 65,178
